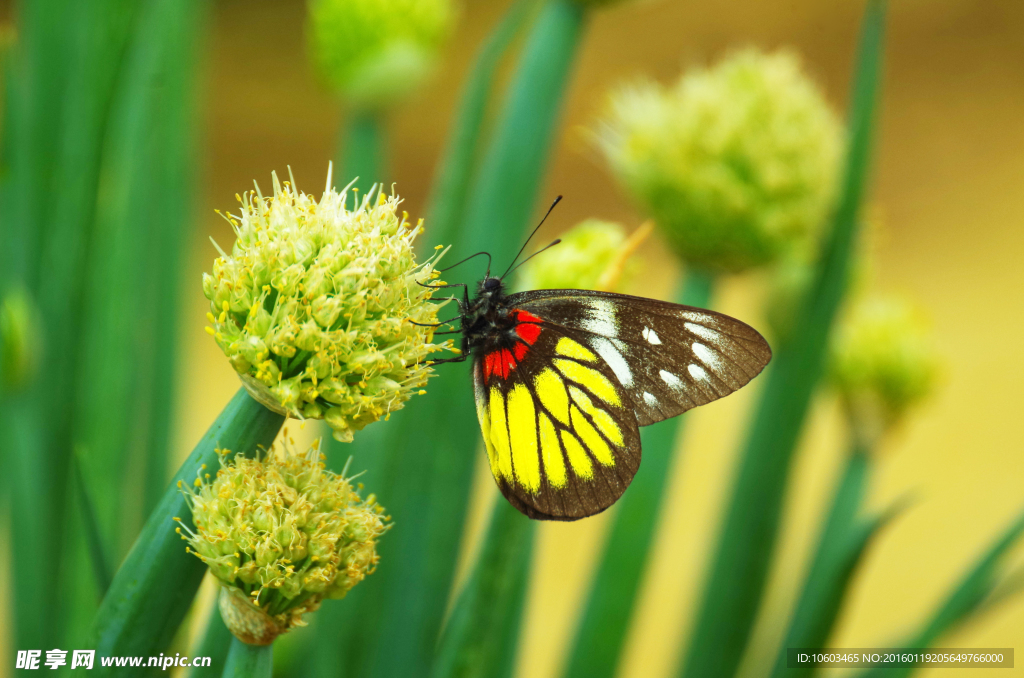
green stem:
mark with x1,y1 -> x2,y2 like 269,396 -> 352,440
770,439 -> 876,678
189,604 -> 234,678
423,0 -> 535,250
312,3 -> 587,678
222,639 -> 273,678
679,4 -> 887,677
336,108 -> 384,197
89,389 -> 284,674
431,501 -> 536,678
563,271 -> 714,678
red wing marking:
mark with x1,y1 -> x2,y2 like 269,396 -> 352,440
483,310 -> 545,384
513,309 -> 543,345
513,342 -> 529,361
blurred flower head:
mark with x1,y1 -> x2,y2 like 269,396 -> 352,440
595,48 -> 842,273
517,219 -> 642,292
307,0 -> 455,109
177,437 -> 388,644
203,170 -> 451,442
0,287 -> 41,393
830,296 -> 940,443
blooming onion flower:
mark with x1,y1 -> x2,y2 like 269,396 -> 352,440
176,437 -> 388,645
595,48 -> 842,273
203,170 -> 452,442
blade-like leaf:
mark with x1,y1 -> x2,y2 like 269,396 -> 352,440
859,505 -> 1024,678
563,272 -> 714,678
679,3 -> 888,677
771,444 -> 901,678
431,501 -> 536,678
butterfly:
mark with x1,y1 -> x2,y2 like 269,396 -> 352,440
424,198 -> 772,521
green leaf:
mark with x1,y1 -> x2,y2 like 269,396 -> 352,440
562,272 -> 714,678
89,389 -> 283,674
859,505 -> 1024,678
223,638 -> 273,678
770,443 -> 899,678
679,3 -> 888,677
422,0 -> 536,250
72,449 -> 113,597
334,109 -> 385,196
431,502 -> 536,678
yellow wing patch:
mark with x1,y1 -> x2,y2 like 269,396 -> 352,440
556,337 -> 597,362
553,358 -> 621,407
538,413 -> 566,488
569,386 -> 624,447
560,430 -> 593,479
535,368 -> 570,424
507,384 -> 541,491
488,387 -> 513,481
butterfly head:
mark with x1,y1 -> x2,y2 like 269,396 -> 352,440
477,276 -> 505,299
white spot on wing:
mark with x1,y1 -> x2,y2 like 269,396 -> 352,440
682,311 -> 715,324
593,337 -> 633,387
692,342 -> 724,372
581,299 -> 617,337
685,322 -> 720,345
643,391 -> 659,407
659,369 -> 682,389
642,326 -> 662,345
688,363 -> 709,381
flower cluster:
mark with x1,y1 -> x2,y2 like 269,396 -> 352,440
307,0 -> 455,108
830,296 -> 939,442
595,48 -> 842,273
517,219 -> 638,292
177,438 -> 388,644
203,171 -> 451,442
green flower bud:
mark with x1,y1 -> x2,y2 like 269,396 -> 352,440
830,296 -> 940,443
204,169 -> 452,442
178,438 -> 389,644
307,0 -> 455,109
595,48 -> 842,273
517,219 -> 642,292
0,287 -> 41,393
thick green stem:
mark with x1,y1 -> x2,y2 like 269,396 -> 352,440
563,271 -> 714,678
431,501 -> 536,678
335,108 -> 384,197
222,639 -> 273,678
679,4 -> 887,677
189,604 -> 234,677
89,390 -> 284,675
770,440 -> 877,678
312,3 -> 587,678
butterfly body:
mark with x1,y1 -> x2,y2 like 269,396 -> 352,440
434,273 -> 772,522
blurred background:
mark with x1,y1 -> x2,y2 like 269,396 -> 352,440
2,0 -> 1023,677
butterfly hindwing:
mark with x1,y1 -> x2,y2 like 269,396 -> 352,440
471,289 -> 771,521
473,316 -> 642,520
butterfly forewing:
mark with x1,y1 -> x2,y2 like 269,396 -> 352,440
511,290 -> 772,426
470,289 -> 771,521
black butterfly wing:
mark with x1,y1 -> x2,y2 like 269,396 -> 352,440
472,289 -> 771,521
509,289 -> 772,426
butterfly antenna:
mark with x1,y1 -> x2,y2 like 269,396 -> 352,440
503,239 -> 562,279
438,250 -> 492,274
500,196 -> 562,280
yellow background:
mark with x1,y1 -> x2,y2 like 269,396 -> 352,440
168,0 -> 1023,676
